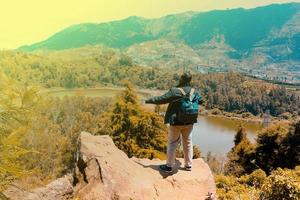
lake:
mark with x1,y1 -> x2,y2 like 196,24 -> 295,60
193,116 -> 262,156
47,88 -> 263,156
46,87 -> 163,99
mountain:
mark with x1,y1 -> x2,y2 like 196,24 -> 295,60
18,3 -> 300,82
18,12 -> 194,51
19,3 -> 300,52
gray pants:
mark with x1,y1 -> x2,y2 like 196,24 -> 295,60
166,124 -> 193,168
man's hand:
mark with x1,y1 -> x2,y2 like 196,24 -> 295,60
145,100 -> 151,104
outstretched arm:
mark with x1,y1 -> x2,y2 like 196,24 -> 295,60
145,89 -> 175,105
195,90 -> 204,105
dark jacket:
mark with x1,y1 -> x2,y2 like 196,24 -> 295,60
145,86 -> 203,125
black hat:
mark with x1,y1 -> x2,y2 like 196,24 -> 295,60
177,71 -> 192,87
180,71 -> 192,83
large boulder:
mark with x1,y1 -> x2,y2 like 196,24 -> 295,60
73,132 -> 216,200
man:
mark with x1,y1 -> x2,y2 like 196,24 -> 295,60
145,72 -> 203,173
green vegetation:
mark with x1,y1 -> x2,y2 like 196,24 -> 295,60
18,3 -> 298,54
216,121 -> 300,199
48,88 -> 123,98
99,82 -> 168,159
255,121 -> 300,174
0,72 -> 40,192
0,69 -> 111,190
182,3 -> 298,50
216,167 -> 300,200
225,121 -> 300,176
1,50 -> 299,118
19,16 -> 158,51
16,3 -> 300,79
0,78 -> 171,192
0,49 -> 176,89
1,38 -> 300,199
224,126 -> 256,176
195,73 -> 300,117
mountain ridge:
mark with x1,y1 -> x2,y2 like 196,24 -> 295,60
19,3 -> 300,51
17,2 -> 300,82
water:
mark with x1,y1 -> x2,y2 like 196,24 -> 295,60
47,88 -> 263,156
192,116 -> 262,156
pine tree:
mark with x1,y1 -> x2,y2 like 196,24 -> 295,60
255,121 -> 300,174
234,125 -> 247,146
225,126 -> 256,176
108,82 -> 167,159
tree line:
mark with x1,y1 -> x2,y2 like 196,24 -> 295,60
1,50 -> 299,118
0,74 -> 193,194
215,121 -> 300,199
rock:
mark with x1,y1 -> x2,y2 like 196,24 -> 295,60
74,132 -> 216,200
3,176 -> 73,200
4,132 -> 216,200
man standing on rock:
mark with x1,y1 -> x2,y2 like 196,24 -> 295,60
145,72 -> 203,173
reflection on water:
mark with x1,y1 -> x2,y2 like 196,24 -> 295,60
192,116 -> 262,156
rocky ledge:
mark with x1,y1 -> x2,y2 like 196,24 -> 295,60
4,132 -> 216,200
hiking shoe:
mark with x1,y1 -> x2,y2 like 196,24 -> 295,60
185,166 -> 192,171
159,164 -> 173,173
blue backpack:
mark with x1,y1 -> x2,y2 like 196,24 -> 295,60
176,88 -> 199,123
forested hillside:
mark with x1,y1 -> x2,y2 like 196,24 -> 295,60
17,3 -> 300,83
1,49 -> 299,118
194,73 -> 300,117
19,3 -> 299,54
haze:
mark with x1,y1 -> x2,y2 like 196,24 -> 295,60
0,0 -> 298,49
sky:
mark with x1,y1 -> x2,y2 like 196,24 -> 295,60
0,0 -> 298,49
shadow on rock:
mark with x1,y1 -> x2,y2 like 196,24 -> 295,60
134,159 -> 182,178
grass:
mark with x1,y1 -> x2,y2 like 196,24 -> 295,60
47,87 -> 124,98
46,87 -> 166,103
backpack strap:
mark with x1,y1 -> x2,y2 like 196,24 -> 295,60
189,88 -> 195,101
177,88 -> 186,96
178,87 -> 195,101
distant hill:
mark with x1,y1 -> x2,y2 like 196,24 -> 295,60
18,3 -> 300,82
18,12 -> 194,51
19,3 -> 299,52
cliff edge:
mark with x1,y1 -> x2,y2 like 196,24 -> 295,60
73,132 -> 216,200
4,132 -> 216,200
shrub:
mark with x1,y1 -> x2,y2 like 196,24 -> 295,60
193,145 -> 202,159
240,169 -> 267,188
241,112 -> 254,119
215,175 -> 258,200
260,168 -> 300,200
255,121 -> 300,174
225,127 -> 256,176
210,108 -> 223,115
